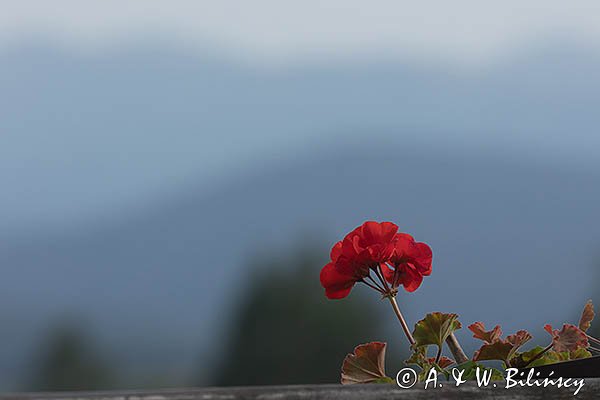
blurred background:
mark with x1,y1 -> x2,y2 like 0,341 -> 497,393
1,0 -> 600,391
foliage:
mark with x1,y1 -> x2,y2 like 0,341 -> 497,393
470,325 -> 532,366
340,342 -> 394,384
413,313 -> 462,350
579,300 -> 595,332
544,324 -> 589,353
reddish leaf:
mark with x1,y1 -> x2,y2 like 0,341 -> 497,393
428,356 -> 455,369
406,347 -> 454,370
341,342 -> 393,384
579,300 -> 595,332
507,330 -> 533,348
468,322 -> 503,344
473,329 -> 532,364
473,340 -> 514,363
544,324 -> 589,353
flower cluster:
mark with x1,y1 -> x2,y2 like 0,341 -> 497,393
319,221 -> 432,299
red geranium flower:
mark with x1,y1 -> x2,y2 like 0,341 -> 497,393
382,233 -> 433,292
321,221 -> 434,349
320,221 -> 398,299
320,221 -> 433,299
319,242 -> 354,299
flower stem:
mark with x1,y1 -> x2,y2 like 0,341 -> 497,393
586,333 -> 600,347
365,275 -> 386,292
361,278 -> 385,294
388,296 -> 415,346
375,265 -> 391,292
589,346 -> 600,353
435,345 -> 442,364
445,332 -> 469,364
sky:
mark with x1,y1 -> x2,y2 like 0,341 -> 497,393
2,1 -> 600,66
2,1 -> 600,233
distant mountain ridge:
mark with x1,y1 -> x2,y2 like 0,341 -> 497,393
2,41 -> 600,231
1,141 -> 599,387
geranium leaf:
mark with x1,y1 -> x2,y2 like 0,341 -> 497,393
405,346 -> 428,367
579,300 -> 595,332
510,346 -> 545,368
473,340 -> 513,364
431,356 -> 455,369
341,342 -> 394,384
513,346 -> 570,368
417,362 -> 450,382
507,330 -> 533,350
405,346 -> 454,375
473,330 -> 531,364
544,324 -> 589,353
468,322 -> 502,344
413,312 -> 462,349
570,347 -> 592,360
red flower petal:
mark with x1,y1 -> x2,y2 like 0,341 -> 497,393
360,221 -> 398,248
330,241 -> 343,262
320,262 -> 356,299
391,234 -> 432,274
413,242 -> 433,275
321,221 -> 433,299
380,262 -> 395,284
397,263 -> 423,292
335,221 -> 399,276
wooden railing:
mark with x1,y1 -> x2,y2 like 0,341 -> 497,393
1,381 -> 598,400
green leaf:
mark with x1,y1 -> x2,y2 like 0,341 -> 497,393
413,312 -> 462,349
570,347 -> 592,360
513,345 -> 591,368
341,342 -> 393,385
532,351 -> 569,367
579,300 -> 595,332
406,346 -> 454,381
405,346 -> 428,367
511,346 -> 557,368
417,362 -> 450,381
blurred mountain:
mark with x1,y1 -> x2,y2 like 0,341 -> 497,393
1,142 -> 599,387
1,41 -> 600,231
1,41 -> 600,388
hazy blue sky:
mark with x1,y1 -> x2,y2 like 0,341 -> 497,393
2,1 -> 600,233
3,1 -> 600,65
